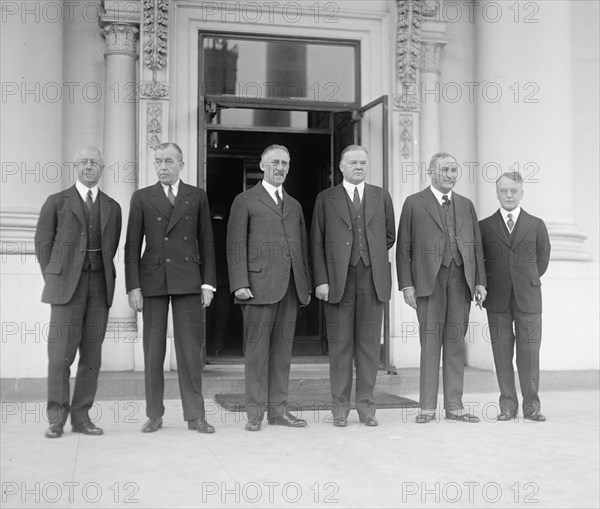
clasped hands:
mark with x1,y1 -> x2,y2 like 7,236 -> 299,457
127,288 -> 214,312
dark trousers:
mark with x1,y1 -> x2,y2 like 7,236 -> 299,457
142,294 -> 206,421
47,271 -> 108,425
487,291 -> 542,416
325,261 -> 383,419
241,277 -> 298,421
416,261 -> 470,412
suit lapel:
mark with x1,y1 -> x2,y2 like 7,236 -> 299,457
453,193 -> 467,235
149,182 -> 174,219
489,210 -> 511,247
329,184 -> 352,227
255,183 -> 282,216
510,209 -> 532,247
364,184 -> 378,226
167,182 -> 194,233
65,186 -> 86,228
420,188 -> 444,231
98,191 -> 112,235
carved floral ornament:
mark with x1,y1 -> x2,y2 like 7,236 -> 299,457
395,0 -> 423,111
143,0 -> 168,73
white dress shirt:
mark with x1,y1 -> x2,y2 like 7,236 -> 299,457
500,206 -> 521,232
160,179 -> 180,198
75,181 -> 99,202
261,179 -> 283,205
429,185 -> 453,206
342,180 -> 365,202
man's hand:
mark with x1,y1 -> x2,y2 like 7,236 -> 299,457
315,283 -> 329,302
474,285 -> 487,309
402,286 -> 417,310
128,288 -> 143,312
234,287 -> 254,300
201,288 -> 214,308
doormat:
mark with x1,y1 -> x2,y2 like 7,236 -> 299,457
214,389 -> 419,412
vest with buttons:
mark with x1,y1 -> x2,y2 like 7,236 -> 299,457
436,198 -> 463,267
79,192 -> 103,271
345,190 -> 371,267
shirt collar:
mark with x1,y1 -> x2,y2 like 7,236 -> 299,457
161,179 -> 180,195
261,179 -> 283,203
500,206 -> 521,222
75,181 -> 99,202
429,185 -> 453,206
342,180 -> 365,199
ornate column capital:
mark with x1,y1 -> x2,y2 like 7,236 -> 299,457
420,40 -> 445,74
102,24 -> 139,58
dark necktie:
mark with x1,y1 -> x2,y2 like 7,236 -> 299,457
442,194 -> 450,208
85,190 -> 93,211
507,213 -> 514,233
275,189 -> 283,210
353,187 -> 360,210
168,185 -> 176,207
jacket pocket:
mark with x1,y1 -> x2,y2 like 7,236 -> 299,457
248,261 -> 262,272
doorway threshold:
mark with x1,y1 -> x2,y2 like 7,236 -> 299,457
206,355 -> 329,366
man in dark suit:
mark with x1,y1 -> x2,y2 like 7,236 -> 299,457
397,152 -> 487,423
311,145 -> 395,428
227,144 -> 312,431
35,145 -> 121,438
480,171 -> 551,422
125,142 -> 217,434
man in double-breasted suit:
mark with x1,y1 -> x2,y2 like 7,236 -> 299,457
480,171 -> 551,422
311,145 -> 395,427
35,145 -> 121,438
397,152 -> 486,423
125,142 -> 217,434
227,144 -> 311,431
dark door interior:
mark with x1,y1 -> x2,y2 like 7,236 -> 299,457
205,129 -> 330,358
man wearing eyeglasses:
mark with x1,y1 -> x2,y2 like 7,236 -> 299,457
397,152 -> 487,424
35,145 -> 122,438
227,144 -> 312,431
125,142 -> 217,434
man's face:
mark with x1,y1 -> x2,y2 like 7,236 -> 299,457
429,156 -> 459,193
76,146 -> 104,188
154,146 -> 184,185
496,177 -> 524,211
260,148 -> 289,187
340,149 -> 368,185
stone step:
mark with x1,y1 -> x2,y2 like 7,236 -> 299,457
1,366 -> 598,402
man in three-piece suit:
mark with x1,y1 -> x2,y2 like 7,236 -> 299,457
227,144 -> 312,431
397,152 -> 487,423
35,145 -> 121,438
125,142 -> 217,434
311,145 -> 395,428
480,171 -> 551,422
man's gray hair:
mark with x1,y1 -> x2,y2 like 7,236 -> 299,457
496,171 -> 524,185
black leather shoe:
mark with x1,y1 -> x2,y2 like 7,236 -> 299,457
497,410 -> 517,421
141,417 -> 163,433
445,412 -> 480,423
333,416 -> 348,427
188,418 -> 215,434
45,423 -> 64,439
72,421 -> 104,435
524,411 -> 546,422
268,413 -> 307,427
415,413 -> 436,424
360,415 -> 378,427
245,420 -> 262,431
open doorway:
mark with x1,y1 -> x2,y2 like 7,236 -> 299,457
205,128 -> 331,359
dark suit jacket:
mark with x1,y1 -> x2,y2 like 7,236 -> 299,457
124,181 -> 216,296
480,209 -> 551,314
311,183 -> 396,304
34,185 -> 122,306
226,183 -> 311,306
397,187 -> 486,297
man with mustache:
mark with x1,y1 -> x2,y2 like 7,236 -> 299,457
35,145 -> 121,438
397,152 -> 487,423
227,144 -> 311,431
125,142 -> 217,434
311,145 -> 396,427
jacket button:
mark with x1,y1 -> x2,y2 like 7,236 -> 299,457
164,237 -> 168,241
185,257 -> 190,262
157,217 -> 162,221
166,258 -> 171,263
183,236 -> 188,241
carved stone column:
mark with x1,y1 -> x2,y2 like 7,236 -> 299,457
101,22 -> 139,356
